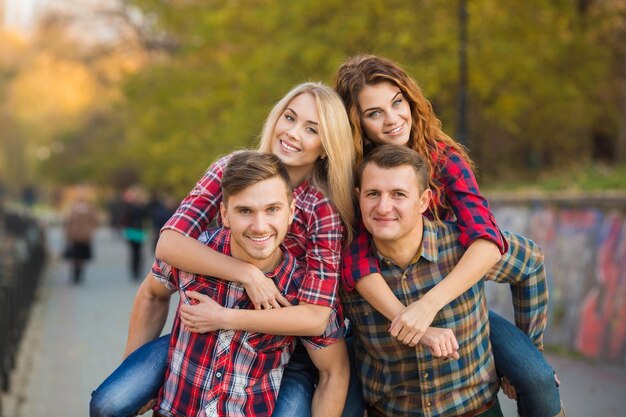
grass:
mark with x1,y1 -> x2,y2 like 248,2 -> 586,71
483,162 -> 626,193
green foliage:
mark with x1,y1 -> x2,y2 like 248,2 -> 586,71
31,0 -> 625,194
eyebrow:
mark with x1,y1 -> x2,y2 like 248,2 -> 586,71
286,107 -> 319,125
361,91 -> 403,114
232,201 -> 285,210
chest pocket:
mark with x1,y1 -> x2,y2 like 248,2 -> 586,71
245,332 -> 292,352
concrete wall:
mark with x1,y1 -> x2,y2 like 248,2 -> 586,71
484,193 -> 626,364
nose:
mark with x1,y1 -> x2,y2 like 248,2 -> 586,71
384,110 -> 399,125
250,213 -> 267,233
376,194 -> 393,214
285,125 -> 299,141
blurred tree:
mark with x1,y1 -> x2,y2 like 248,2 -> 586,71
3,0 -> 623,194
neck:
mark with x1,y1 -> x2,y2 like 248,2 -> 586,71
373,229 -> 423,270
287,166 -> 312,188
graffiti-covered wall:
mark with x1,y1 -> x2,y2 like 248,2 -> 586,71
485,194 -> 626,364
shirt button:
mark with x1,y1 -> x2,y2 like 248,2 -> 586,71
423,372 -> 429,378
216,372 -> 222,378
234,306 -> 240,309
426,401 -> 431,407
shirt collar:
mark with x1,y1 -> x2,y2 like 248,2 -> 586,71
291,179 -> 310,205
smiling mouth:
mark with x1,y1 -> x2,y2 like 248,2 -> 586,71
384,124 -> 404,135
280,140 -> 300,153
248,235 -> 272,243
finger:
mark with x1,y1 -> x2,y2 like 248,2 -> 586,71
408,332 -> 421,347
389,321 -> 401,337
277,294 -> 291,307
451,335 -> 459,351
450,351 -> 460,360
430,344 -> 442,357
186,290 -> 202,299
444,339 -> 453,356
269,299 -> 282,309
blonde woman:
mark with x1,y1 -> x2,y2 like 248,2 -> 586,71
91,83 -> 362,417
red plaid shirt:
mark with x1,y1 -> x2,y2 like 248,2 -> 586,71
342,144 -> 508,291
153,228 -> 343,417
161,153 -> 344,308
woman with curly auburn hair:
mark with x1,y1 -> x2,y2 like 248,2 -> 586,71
335,55 -> 565,417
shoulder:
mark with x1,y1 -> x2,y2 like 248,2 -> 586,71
198,227 -> 229,249
294,181 -> 340,219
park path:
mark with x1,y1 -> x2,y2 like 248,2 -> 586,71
1,225 -> 625,416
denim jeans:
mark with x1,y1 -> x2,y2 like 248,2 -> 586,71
90,313 -> 560,417
90,335 -> 169,417
272,335 -> 365,417
489,310 -> 562,417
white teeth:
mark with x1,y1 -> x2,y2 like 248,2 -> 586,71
249,236 -> 271,242
281,140 -> 299,152
387,125 -> 403,134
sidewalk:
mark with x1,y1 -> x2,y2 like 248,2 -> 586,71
1,226 -> 625,416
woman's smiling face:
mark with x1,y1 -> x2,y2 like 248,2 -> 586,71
270,92 -> 325,177
358,81 -> 412,146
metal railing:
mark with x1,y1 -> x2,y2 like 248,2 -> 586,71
0,208 -> 47,399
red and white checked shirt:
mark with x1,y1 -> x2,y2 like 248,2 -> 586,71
152,228 -> 343,417
161,152 -> 344,309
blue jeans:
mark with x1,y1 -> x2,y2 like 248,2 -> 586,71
90,335 -> 364,417
90,335 -> 169,417
489,310 -> 561,417
90,314 -> 560,417
272,335 -> 365,417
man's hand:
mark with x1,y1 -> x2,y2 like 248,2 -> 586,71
419,327 -> 460,359
180,291 -> 226,333
389,297 -> 440,346
242,268 -> 291,310
501,377 -> 516,399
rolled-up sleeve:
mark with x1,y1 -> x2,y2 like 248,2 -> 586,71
439,148 -> 508,254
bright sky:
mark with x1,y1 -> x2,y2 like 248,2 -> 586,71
3,0 -> 41,32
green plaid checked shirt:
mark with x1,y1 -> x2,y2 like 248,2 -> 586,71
342,218 -> 548,417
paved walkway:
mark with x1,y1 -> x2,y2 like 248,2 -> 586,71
1,226 -> 625,416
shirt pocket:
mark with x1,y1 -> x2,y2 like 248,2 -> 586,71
244,332 -> 292,353
178,273 -> 220,305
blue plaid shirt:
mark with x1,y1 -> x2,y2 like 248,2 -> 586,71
342,218 -> 547,417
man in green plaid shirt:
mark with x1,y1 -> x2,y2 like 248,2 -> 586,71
342,144 -> 548,417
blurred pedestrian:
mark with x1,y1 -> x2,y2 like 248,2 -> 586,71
148,193 -> 177,252
121,185 -> 149,281
63,187 -> 99,284
107,191 -> 125,239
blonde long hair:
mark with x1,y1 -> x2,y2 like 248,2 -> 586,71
334,55 -> 474,218
257,82 -> 355,244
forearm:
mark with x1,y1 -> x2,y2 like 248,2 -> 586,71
220,304 -> 331,336
309,341 -> 350,417
355,273 -> 405,320
486,232 -> 548,347
423,238 -> 501,311
124,278 -> 171,357
156,230 -> 256,284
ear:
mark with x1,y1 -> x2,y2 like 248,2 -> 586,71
288,200 -> 296,225
220,202 -> 230,228
418,189 -> 432,214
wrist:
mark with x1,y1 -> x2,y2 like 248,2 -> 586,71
220,308 -> 236,330
420,292 -> 446,313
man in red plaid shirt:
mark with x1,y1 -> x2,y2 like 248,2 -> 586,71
125,152 -> 347,417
